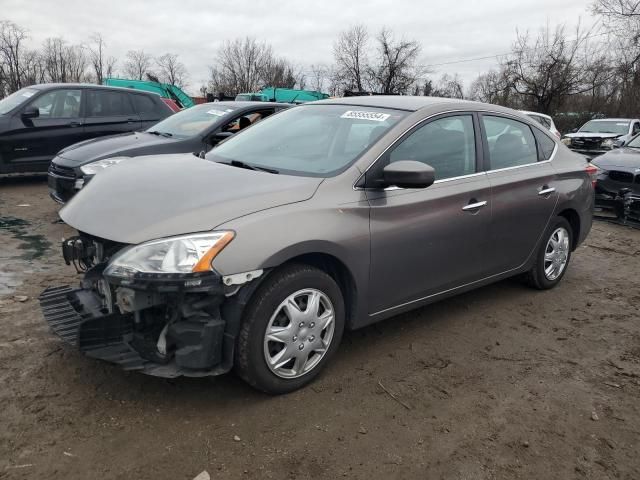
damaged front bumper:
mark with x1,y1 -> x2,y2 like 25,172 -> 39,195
39,236 -> 263,378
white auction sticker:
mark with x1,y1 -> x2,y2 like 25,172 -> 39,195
340,110 -> 390,122
207,109 -> 227,116
21,91 -> 35,98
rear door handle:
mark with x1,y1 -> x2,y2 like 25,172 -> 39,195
68,121 -> 82,127
538,186 -> 556,196
126,118 -> 135,123
462,200 -> 488,212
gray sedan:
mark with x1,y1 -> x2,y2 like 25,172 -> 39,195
40,96 -> 594,394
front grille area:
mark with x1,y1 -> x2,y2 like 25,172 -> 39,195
572,138 -> 603,150
608,170 -> 634,183
48,162 -> 76,179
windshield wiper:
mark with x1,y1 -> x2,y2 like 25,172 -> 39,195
218,160 -> 279,174
148,130 -> 173,137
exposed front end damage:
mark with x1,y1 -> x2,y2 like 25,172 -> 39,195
39,233 -> 264,377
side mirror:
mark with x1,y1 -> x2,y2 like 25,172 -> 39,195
21,106 -> 39,119
570,128 -> 578,133
382,161 -> 435,189
208,131 -> 233,145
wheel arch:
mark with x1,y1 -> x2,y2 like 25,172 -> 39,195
263,246 -> 361,330
557,208 -> 580,250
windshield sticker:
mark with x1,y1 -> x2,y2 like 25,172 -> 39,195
207,109 -> 227,116
21,91 -> 35,98
341,111 -> 390,122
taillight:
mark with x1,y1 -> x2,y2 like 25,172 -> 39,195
585,164 -> 598,188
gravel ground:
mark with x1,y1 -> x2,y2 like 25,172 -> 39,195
1,177 -> 639,480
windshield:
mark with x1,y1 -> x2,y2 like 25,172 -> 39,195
579,120 -> 629,135
0,88 -> 38,115
206,104 -> 407,177
147,103 -> 238,138
626,135 -> 640,148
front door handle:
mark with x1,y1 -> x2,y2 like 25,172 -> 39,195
68,121 -> 82,127
538,186 -> 556,196
462,200 -> 488,212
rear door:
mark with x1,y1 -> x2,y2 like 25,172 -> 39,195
83,89 -> 141,139
367,113 -> 493,314
131,93 -> 165,129
4,88 -> 85,170
480,114 -> 559,274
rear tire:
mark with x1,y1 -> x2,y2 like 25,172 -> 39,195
526,216 -> 573,290
235,264 -> 345,394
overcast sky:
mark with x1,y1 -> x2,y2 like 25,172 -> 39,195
5,0 -> 595,94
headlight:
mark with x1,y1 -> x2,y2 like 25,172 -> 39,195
80,157 -> 129,176
104,231 -> 234,278
601,139 -> 615,148
561,137 -> 572,146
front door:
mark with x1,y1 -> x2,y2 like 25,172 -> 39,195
4,88 -> 85,171
479,114 -> 558,273
367,113 -> 492,314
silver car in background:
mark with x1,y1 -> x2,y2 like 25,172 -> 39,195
40,97 -> 595,394
520,110 -> 561,138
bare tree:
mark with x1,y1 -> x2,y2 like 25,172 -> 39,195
368,28 -> 422,94
309,64 -> 328,92
432,73 -> 465,99
208,37 -> 274,95
86,33 -> 109,84
123,49 -> 152,80
333,25 -> 369,92
468,69 -> 514,105
0,20 -> 28,93
503,23 -> 598,113
156,52 -> 188,87
42,37 -> 88,83
262,56 -> 297,88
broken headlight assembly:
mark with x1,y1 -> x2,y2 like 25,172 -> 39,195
104,231 -> 235,280
80,156 -> 130,176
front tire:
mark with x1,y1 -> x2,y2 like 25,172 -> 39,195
235,264 -> 345,394
526,216 -> 573,290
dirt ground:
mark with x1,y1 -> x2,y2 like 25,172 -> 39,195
0,177 -> 639,480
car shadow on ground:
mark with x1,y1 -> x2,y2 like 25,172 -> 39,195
0,174 -> 48,186
57,276 -> 532,406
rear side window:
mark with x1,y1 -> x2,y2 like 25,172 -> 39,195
388,115 -> 476,180
87,90 -> 134,117
482,116 -> 538,170
132,94 -> 158,116
533,129 -> 556,160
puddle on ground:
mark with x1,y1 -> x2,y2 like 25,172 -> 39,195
0,216 -> 50,260
0,216 -> 51,295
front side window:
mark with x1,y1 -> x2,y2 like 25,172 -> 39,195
482,115 -> 538,170
206,105 -> 407,177
29,89 -> 81,118
148,103 -> 239,138
87,90 -> 134,117
387,115 -> 476,180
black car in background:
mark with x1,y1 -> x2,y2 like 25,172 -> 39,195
47,101 -> 290,203
0,83 -> 173,174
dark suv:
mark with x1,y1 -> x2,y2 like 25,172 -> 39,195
0,84 -> 173,174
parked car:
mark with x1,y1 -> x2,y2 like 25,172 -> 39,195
562,118 -> 640,159
47,101 -> 290,203
590,135 -> 640,213
519,110 -> 561,138
40,97 -> 594,394
0,84 -> 173,174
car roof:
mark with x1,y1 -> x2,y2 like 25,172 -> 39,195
27,83 -> 161,96
310,95 -> 513,113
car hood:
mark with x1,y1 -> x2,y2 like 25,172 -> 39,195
565,132 -> 622,139
57,131 -> 178,164
591,148 -> 640,169
60,154 -> 323,244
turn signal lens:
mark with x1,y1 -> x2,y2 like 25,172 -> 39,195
585,164 -> 598,188
192,231 -> 235,272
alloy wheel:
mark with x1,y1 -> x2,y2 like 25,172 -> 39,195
544,227 -> 570,281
